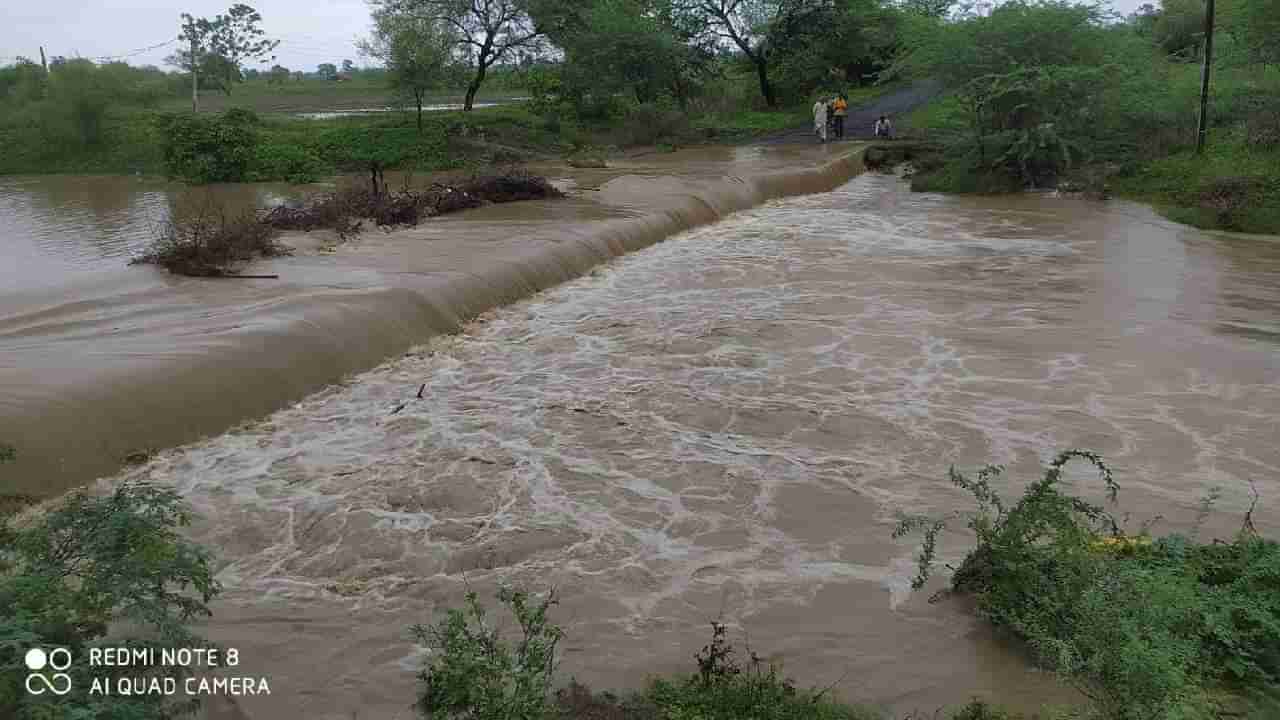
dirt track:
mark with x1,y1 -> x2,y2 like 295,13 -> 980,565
758,79 -> 943,145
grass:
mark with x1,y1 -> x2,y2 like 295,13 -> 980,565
1110,132 -> 1280,234
901,66 -> 1280,234
155,75 -> 525,115
0,77 -> 906,179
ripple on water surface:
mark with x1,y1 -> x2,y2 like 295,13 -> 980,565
114,173 -> 1280,720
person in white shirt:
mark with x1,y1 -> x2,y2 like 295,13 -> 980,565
874,115 -> 894,139
813,99 -> 829,143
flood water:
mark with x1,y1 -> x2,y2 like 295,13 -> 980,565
65,172 -> 1277,719
0,175 -> 314,293
295,98 -> 528,119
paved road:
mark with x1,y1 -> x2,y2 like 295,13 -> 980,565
757,79 -> 943,145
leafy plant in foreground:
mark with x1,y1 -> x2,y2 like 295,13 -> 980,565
1,480 -> 222,719
894,450 -> 1280,720
414,586 -> 563,720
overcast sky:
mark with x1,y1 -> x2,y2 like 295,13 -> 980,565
2,0 -> 372,71
3,0 -> 1149,73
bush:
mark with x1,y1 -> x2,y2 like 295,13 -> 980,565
894,451 -> 1280,720
621,102 -> 690,147
157,109 -> 260,183
132,200 -> 289,276
249,141 -> 327,183
414,586 -> 563,720
415,591 -> 886,720
639,621 -> 878,720
1,480 -> 222,719
40,59 -> 113,148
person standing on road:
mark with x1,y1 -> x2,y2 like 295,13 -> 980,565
832,94 -> 848,139
813,98 -> 829,143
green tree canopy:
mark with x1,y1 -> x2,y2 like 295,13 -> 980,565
359,4 -> 455,130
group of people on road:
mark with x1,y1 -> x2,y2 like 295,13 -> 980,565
812,94 -> 847,142
812,93 -> 893,143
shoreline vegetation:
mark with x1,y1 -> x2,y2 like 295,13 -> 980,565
131,170 -> 564,276
4,449 -> 1276,719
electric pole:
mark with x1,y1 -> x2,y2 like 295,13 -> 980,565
191,35 -> 200,113
1195,0 -> 1215,154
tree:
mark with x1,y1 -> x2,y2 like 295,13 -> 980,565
532,0 -> 715,109
40,59 -> 114,147
375,0 -> 544,110
1153,0 -> 1209,60
360,5 -> 454,131
174,4 -> 279,104
268,63 -> 291,83
318,62 -> 339,80
1,477 -> 221,719
0,58 -> 46,105
679,0 -> 804,107
343,58 -> 356,73
1223,0 -> 1280,66
205,4 -> 280,93
766,0 -> 900,98
901,0 -> 955,17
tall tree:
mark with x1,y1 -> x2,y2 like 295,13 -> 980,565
205,4 -> 280,93
359,4 -> 454,130
680,0 -> 801,107
342,58 -> 356,73
375,0 -> 544,110
532,0 -> 714,108
318,62 -> 339,80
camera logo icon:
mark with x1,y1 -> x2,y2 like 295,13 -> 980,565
25,648 -> 73,696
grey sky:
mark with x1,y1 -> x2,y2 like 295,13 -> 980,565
3,0 -> 1149,73
2,0 -> 372,72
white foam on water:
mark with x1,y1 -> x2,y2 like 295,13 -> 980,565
106,172 -> 1280,717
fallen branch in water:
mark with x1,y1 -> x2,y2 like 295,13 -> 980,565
207,274 -> 280,279
131,199 -> 291,278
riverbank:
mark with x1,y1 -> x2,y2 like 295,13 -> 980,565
0,142 -> 868,498
0,81 -> 907,180
896,66 -> 1280,235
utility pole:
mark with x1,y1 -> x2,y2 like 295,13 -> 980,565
1195,0 -> 1216,154
191,35 -> 200,114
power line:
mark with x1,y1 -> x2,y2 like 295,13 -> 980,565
93,38 -> 178,63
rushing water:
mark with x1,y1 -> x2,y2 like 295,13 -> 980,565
75,172 -> 1279,719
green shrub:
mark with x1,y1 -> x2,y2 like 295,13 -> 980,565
249,141 -> 327,183
639,621 -> 879,720
1,480 -> 222,719
414,587 -> 563,720
894,451 -> 1280,720
156,109 -> 260,183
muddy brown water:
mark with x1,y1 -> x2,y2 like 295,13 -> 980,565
4,150 -> 1280,719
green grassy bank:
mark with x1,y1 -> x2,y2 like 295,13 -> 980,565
890,0 -> 1280,236
0,74 -> 897,182
904,87 -> 1280,235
